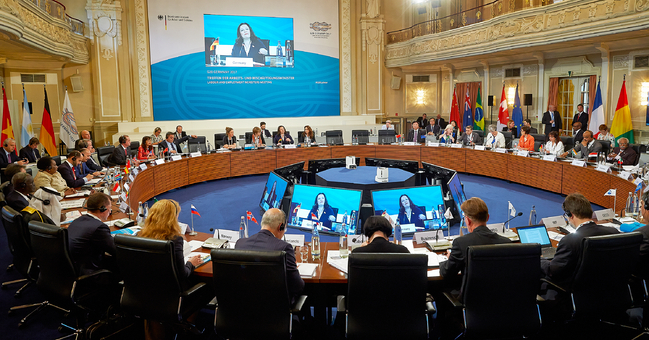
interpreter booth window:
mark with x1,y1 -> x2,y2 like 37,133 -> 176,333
558,76 -> 591,136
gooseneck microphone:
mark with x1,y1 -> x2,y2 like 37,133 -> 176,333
502,212 -> 523,232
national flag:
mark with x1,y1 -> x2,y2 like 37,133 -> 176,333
604,189 -> 617,197
511,84 -> 523,132
293,203 -> 301,213
449,87 -> 460,127
210,38 -> 219,51
124,165 -> 129,175
191,205 -> 201,217
59,90 -> 79,148
497,85 -> 509,131
473,87 -> 484,131
610,80 -> 634,146
1,85 -> 15,152
462,87 -> 472,129
636,181 -> 643,193
112,181 -> 120,193
246,211 -> 259,225
39,88 -> 57,156
508,201 -> 516,217
590,80 -> 605,132
20,86 -> 33,147
311,213 -> 317,220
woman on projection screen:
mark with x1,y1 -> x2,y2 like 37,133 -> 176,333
231,23 -> 268,64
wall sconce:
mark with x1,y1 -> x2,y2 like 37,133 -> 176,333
641,82 -> 649,106
507,87 -> 516,105
416,89 -> 426,105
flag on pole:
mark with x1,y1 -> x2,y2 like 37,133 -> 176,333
508,201 -> 516,217
449,87 -> 460,126
39,88 -> 57,156
497,85 -> 509,131
191,205 -> 201,217
59,90 -> 79,148
112,182 -> 120,193
610,80 -> 634,146
246,211 -> 259,225
636,181 -> 643,193
590,80 -> 605,132
604,189 -> 617,197
1,85 -> 16,152
20,86 -> 33,147
511,84 -> 523,132
473,87 -> 484,131
462,87 -> 472,130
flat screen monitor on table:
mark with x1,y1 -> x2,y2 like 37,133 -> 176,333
274,161 -> 305,183
370,185 -> 446,234
259,171 -> 290,211
421,162 -> 456,189
287,184 -> 362,235
447,172 -> 467,219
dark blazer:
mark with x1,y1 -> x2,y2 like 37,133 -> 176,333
86,156 -> 103,171
608,146 -> 637,165
174,131 -> 187,140
67,215 -> 116,276
502,126 -> 518,139
262,129 -> 272,138
572,112 -> 589,131
352,237 -> 410,254
542,110 -> 563,135
572,129 -> 584,146
440,225 -> 511,279
76,162 -> 94,176
541,222 -> 619,289
223,135 -> 237,147
19,146 -> 40,163
459,131 -> 483,146
432,118 -> 447,129
298,133 -> 315,143
529,126 -> 538,134
160,136 -> 190,156
0,148 -> 20,169
235,229 -> 304,300
417,117 -> 429,128
6,190 -> 29,212
406,129 -> 426,143
426,124 -> 441,136
171,235 -> 196,290
231,37 -> 268,64
308,205 -> 336,228
274,133 -> 294,145
58,161 -> 86,188
635,224 -> 649,278
397,206 -> 425,228
108,144 -> 130,165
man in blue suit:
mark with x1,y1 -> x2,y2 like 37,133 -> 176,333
235,208 -> 304,301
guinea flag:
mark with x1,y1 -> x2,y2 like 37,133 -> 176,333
473,87 -> 484,131
610,80 -> 634,146
39,88 -> 58,156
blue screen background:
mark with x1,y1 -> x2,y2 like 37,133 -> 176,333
204,14 -> 294,45
371,186 -> 445,216
259,172 -> 289,210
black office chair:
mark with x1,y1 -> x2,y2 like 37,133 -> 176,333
214,133 -> 227,149
129,141 -> 140,158
543,233 -> 642,325
474,130 -> 484,138
52,155 -> 62,166
1,206 -> 36,298
365,157 -> 419,174
211,249 -> 307,340
630,144 -> 642,165
244,132 -> 253,144
502,131 -> 512,148
534,140 -> 543,152
444,243 -> 542,339
97,146 -> 115,167
600,140 -> 611,155
378,130 -> 396,144
531,133 -> 546,143
560,136 -> 574,152
351,130 -> 370,145
336,253 -> 434,339
188,136 -> 207,153
115,234 -> 214,336
325,130 -> 344,145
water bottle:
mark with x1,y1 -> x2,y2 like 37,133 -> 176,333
437,204 -> 446,230
339,231 -> 348,258
239,217 -> 247,239
277,41 -> 283,56
394,220 -> 402,245
342,210 -> 348,232
529,206 -> 537,225
626,192 -> 633,216
305,135 -> 310,147
239,225 -> 245,240
311,223 -> 321,259
632,193 -> 639,217
137,202 -> 144,225
144,202 -> 149,218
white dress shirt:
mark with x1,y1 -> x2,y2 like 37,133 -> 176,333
544,141 -> 564,155
484,132 -> 506,148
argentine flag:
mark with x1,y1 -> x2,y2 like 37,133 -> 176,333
20,86 -> 33,147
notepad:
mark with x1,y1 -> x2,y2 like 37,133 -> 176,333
327,250 -> 349,274
110,226 -> 141,236
184,252 -> 211,268
297,263 -> 318,278
60,199 -> 85,210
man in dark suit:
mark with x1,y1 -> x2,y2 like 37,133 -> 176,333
77,148 -> 102,177
523,119 -> 538,134
67,192 -> 116,276
236,208 -> 304,301
0,138 -> 27,170
571,122 -> 584,146
58,150 -> 93,188
572,104 -> 589,132
6,172 -> 34,212
352,216 -> 409,253
3,163 -> 26,197
159,132 -> 190,156
542,104 -> 563,137
433,114 -> 447,129
458,125 -> 482,146
416,113 -> 429,129
439,197 -> 510,289
18,137 -> 41,163
260,121 -> 272,138
174,125 -> 187,140
77,139 -> 103,171
561,130 -> 602,159
407,121 -> 426,144
108,135 -> 139,166
607,137 -> 637,165
79,130 -> 94,149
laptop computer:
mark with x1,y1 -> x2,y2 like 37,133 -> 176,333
516,225 -> 556,259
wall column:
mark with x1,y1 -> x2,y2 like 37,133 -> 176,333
595,43 -> 610,123
360,0 -> 384,115
533,52 -> 545,117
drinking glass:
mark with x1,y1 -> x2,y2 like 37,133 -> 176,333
300,244 -> 310,263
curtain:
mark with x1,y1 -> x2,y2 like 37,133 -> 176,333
548,77 -> 559,111
455,82 -> 481,127
588,75 -> 597,130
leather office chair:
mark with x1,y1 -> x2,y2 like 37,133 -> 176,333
325,130 -> 344,145
378,130 -> 396,144
188,136 -> 207,153
52,155 -> 62,166
1,206 -> 36,297
475,130 -> 484,138
115,234 -> 214,335
211,249 -> 307,340
365,157 -> 419,174
560,136 -> 574,152
336,253 -> 434,340
531,133 -> 546,143
630,144 -> 642,165
444,243 -> 542,339
600,140 -> 611,155
351,130 -> 370,145
214,133 -> 227,149
534,141 -> 543,152
502,131 -> 512,148
128,141 -> 139,158
97,146 -> 115,167
244,132 -> 253,144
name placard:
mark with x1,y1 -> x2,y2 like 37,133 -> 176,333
190,152 -> 202,157
618,171 -> 633,180
154,159 -> 165,165
217,229 -> 240,243
171,155 -> 182,161
427,142 -> 440,147
517,150 -> 530,157
283,234 -> 305,247
120,192 -> 127,202
139,164 -> 147,170
119,201 -> 129,213
451,143 -> 462,148
474,145 -> 486,151
595,164 -> 612,173
543,154 -> 557,162
133,168 -> 139,176
123,183 -> 130,192
414,230 -> 444,244
495,148 -> 507,153
128,174 -> 134,182
594,208 -> 614,221
284,144 -> 297,149
403,142 -> 416,146
349,234 -> 366,246
571,160 -> 586,167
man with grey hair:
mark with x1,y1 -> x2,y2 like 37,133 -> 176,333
607,137 -> 637,165
1,138 -> 27,169
483,124 -> 506,148
561,130 -> 602,159
235,208 -> 304,301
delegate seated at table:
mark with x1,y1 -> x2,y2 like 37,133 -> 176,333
607,137 -> 636,165
353,216 -> 409,253
543,131 -> 564,156
308,193 -> 336,228
517,126 -> 535,151
483,125 -> 506,149
560,131 -> 602,158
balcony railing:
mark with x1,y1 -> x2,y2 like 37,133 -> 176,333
27,0 -> 85,35
387,0 -> 554,44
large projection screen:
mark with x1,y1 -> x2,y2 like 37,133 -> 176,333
148,0 -> 340,121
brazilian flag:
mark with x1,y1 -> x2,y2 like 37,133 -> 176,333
473,87 -> 485,131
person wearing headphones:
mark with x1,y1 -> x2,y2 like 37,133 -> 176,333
108,135 -> 140,166
67,192 -> 116,276
352,216 -> 409,253
33,156 -> 75,196
18,137 -> 41,163
58,150 -> 94,188
0,138 -> 27,170
235,208 -> 304,301
77,148 -> 103,177
6,172 -> 35,212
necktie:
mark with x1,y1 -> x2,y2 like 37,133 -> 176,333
124,147 -> 127,156
171,142 -> 176,152
72,166 -> 76,180
413,131 -> 417,143
551,112 -> 555,127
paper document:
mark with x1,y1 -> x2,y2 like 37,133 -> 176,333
297,263 -> 319,278
547,231 -> 565,241
427,269 -> 440,277
86,178 -> 101,185
601,222 -> 622,232
110,226 -> 141,236
65,190 -> 91,198
327,250 -> 349,274
411,248 -> 446,267
60,199 -> 85,210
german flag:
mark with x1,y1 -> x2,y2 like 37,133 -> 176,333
39,88 -> 58,156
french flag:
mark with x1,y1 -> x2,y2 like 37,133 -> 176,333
191,205 -> 201,217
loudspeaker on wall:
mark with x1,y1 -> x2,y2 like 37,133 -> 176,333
390,76 -> 401,90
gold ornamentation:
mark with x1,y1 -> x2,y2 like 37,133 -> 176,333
101,48 -> 113,60
476,10 -> 482,20
498,2 -> 503,14
462,12 -> 467,26
510,0 -> 516,11
450,18 -> 455,27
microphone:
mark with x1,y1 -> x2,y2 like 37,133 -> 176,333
29,194 -> 50,206
502,212 -> 523,232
